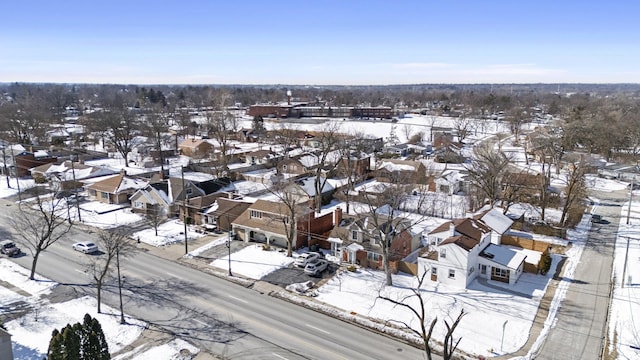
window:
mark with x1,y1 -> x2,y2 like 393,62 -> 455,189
282,164 -> 288,171
351,230 -> 358,241
481,265 -> 487,275
186,188 -> 193,196
101,191 -> 109,199
440,248 -> 446,259
448,269 -> 455,278
250,210 -> 262,219
133,201 -> 144,209
367,252 -> 381,262
431,267 -> 437,275
493,267 -> 508,279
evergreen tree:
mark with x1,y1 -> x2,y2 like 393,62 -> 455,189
47,314 -> 110,360
47,329 -> 64,360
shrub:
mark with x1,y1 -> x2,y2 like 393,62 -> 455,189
261,243 -> 270,251
538,249 -> 552,275
347,264 -> 357,272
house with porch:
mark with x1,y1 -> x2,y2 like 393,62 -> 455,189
329,213 -> 421,271
418,215 -> 525,288
85,173 -> 148,204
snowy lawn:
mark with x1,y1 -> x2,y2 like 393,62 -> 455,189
132,219 -> 206,247
210,244 -> 294,279
315,253 -> 561,358
0,175 -> 36,199
6,296 -> 146,358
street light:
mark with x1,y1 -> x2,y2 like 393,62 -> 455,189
181,166 -> 189,255
227,228 -> 233,276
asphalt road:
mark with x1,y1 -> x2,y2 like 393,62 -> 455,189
536,189 -> 622,360
0,201 -> 429,360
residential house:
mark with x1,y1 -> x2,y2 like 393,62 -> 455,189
383,143 -> 409,157
244,149 -> 276,166
375,159 -> 428,184
173,177 -> 235,222
85,173 -> 148,204
330,213 -> 421,271
291,176 -> 335,208
129,182 -> 172,218
337,151 -> 371,178
203,196 -> 253,231
232,199 -> 338,250
434,169 -> 465,195
178,138 -> 213,159
30,161 -> 117,192
475,207 -> 515,245
419,215 -> 525,288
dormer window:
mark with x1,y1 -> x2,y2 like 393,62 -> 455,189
250,210 -> 262,219
440,248 -> 447,259
351,230 -> 358,241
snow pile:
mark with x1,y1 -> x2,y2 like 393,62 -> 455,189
285,280 -> 316,296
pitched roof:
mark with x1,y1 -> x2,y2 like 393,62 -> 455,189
478,208 -> 514,235
454,218 -> 491,241
87,173 -> 147,194
439,235 -> 479,252
179,138 -> 211,149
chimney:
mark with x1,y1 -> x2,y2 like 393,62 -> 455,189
334,207 -> 343,226
449,222 -> 456,237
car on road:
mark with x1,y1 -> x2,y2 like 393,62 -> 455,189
591,214 -> 604,224
304,258 -> 328,276
295,252 -> 321,268
72,241 -> 98,254
0,240 -> 20,257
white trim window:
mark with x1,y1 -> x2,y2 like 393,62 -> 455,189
448,269 -> 455,278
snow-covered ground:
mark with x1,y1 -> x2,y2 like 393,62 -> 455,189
608,199 -> 640,358
0,259 -> 199,360
210,243 -> 295,279
131,219 -> 206,247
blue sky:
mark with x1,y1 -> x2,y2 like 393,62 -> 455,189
1,0 -> 638,85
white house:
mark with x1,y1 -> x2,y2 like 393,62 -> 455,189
418,215 -> 525,288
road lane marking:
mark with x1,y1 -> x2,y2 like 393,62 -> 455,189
305,324 -> 330,335
74,269 -> 87,275
194,319 -> 207,326
272,353 -> 290,360
228,295 -> 249,304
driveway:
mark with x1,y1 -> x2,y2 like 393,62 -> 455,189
261,261 -> 339,286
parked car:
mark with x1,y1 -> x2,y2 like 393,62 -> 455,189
295,252 -> 321,268
0,240 -> 20,257
591,214 -> 603,224
304,258 -> 328,276
72,241 -> 98,254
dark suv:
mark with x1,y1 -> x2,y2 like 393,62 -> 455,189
0,240 -> 20,257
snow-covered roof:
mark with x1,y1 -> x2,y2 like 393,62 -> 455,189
480,208 -> 514,235
482,244 -> 527,270
296,176 -> 334,196
379,161 -> 415,172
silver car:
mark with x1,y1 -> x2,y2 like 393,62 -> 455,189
72,241 -> 98,254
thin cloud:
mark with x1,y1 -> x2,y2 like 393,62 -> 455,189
392,62 -> 455,69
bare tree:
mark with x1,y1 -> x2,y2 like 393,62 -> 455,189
378,268 -> 466,360
453,115 -> 473,143
311,121 -> 342,213
465,144 -> 511,208
11,188 -> 73,280
143,105 -> 171,172
91,108 -> 138,164
146,204 -> 164,236
88,229 -> 135,313
559,158 -> 588,226
265,176 -> 310,257
206,91 -> 238,176
353,173 -> 428,286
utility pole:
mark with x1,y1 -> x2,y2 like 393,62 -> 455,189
1,143 -> 10,188
181,166 -> 188,255
11,147 -> 21,201
70,154 -> 82,222
227,222 -> 233,276
627,177 -> 634,225
116,243 -> 125,324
